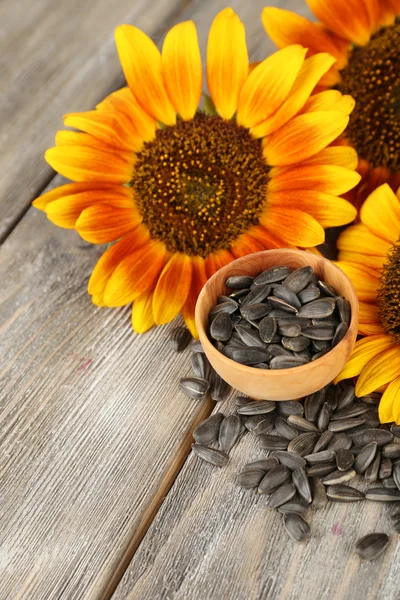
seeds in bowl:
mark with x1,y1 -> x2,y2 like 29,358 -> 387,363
206,265 -> 351,368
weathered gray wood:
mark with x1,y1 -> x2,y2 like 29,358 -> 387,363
0,0 -> 188,241
113,401 -> 400,600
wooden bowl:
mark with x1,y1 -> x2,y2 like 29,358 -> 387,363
195,249 -> 359,401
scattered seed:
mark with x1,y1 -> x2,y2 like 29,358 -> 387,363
313,430 -> 334,453
326,484 -> 365,502
365,487 -> 400,501
310,477 -> 328,510
336,448 -> 355,471
328,418 -> 367,433
209,370 -> 231,402
331,403 -> 370,421
355,533 -> 389,561
321,469 -> 356,485
191,443 -> 228,467
274,417 -> 298,440
354,442 -> 378,474
288,415 -> 319,433
305,450 -> 336,464
237,400 -> 276,416
365,450 -> 381,484
242,457 -> 279,472
283,512 -> 310,542
170,327 -> 192,352
327,433 -> 353,452
379,457 -> 393,480
358,429 -> 394,447
307,463 -> 337,477
278,499 -> 310,514
304,389 -> 326,422
292,467 -> 312,503
267,483 -> 296,508
193,413 -> 224,445
259,434 -> 289,451
191,352 -> 210,379
180,377 -> 209,400
276,401 -> 304,418
382,443 -> 400,459
219,415 -> 242,453
272,450 -> 307,470
317,402 -> 331,432
287,432 -> 320,457
235,396 -> 251,409
237,468 -> 266,489
258,464 -> 291,494
244,413 -> 273,432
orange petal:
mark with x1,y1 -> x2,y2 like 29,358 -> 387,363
247,224 -> 288,249
250,52 -> 336,138
152,253 -> 193,324
32,182 -> 116,211
260,208 -> 324,247
103,240 -> 168,307
237,45 -> 306,129
358,301 -> 386,336
335,261 -> 380,302
231,234 -> 268,258
205,249 -> 235,278
263,111 -> 349,166
206,8 -> 248,120
181,256 -> 208,338
131,290 -> 156,334
335,334 -> 395,383
44,187 -> 136,229
356,346 -> 400,396
269,165 -> 361,195
88,226 -> 151,295
307,0 -> 372,46
75,203 -> 140,244
360,183 -> 400,244
45,146 -> 133,183
162,21 -> 202,120
114,25 -> 176,125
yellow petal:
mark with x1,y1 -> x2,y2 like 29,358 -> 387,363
114,25 -> 176,125
45,146 -> 133,183
337,251 -> 387,271
356,346 -> 400,396
260,208 -> 324,247
268,190 -> 356,227
302,90 -> 354,115
75,203 -> 139,244
206,8 -> 248,120
162,21 -> 202,120
335,261 -> 380,302
181,256 -> 208,338
338,223 -> 392,258
237,45 -> 306,129
335,334 -> 394,383
269,164 -> 361,195
152,253 -> 193,324
360,183 -> 400,244
131,290 -> 155,334
300,146 -> 358,170
378,377 -> 400,423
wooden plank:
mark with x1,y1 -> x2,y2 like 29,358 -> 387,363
112,400 -> 400,600
0,0 -> 188,241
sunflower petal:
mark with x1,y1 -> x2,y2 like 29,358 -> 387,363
260,208 -> 325,247
32,182 -> 116,211
75,203 -> 140,244
358,302 -> 386,335
96,87 -> 156,142
206,8 -> 248,120
269,165 -> 361,195
335,261 -> 380,302
335,334 -> 395,383
131,290 -> 156,334
379,377 -> 400,423
114,25 -> 176,125
231,234 -> 268,258
337,251 -> 387,271
338,223 -> 392,258
247,224 -> 288,249
268,190 -> 357,227
205,250 -> 235,278
360,183 -> 400,244
302,91 -> 355,115
45,146 -> 133,183
181,256 -> 208,338
263,111 -> 349,166
152,253 -> 193,324
162,21 -> 202,120
55,130 -> 114,152
300,146 -> 359,170
307,0 -> 372,46
356,346 -> 400,396
237,45 -> 307,129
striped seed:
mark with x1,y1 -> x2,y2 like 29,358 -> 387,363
274,417 -> 298,441
304,389 -> 326,422
219,415 -> 242,453
191,352 -> 210,379
307,463 -> 337,477
267,483 -> 296,508
230,347 -> 272,365
282,336 -> 310,352
355,533 -> 390,561
240,283 -> 271,307
270,356 -> 309,369
258,464 -> 291,494
336,448 -> 355,471
288,415 -> 319,433
365,450 -> 381,484
259,434 -> 289,451
382,443 -> 400,459
253,266 -> 290,285
379,457 -> 393,479
237,468 -> 266,489
313,430 -> 334,453
365,487 -> 400,501
278,499 -> 310,514
267,296 -> 298,314
321,469 -> 356,485
259,316 -> 277,343
210,312 -> 233,342
170,327 -> 192,352
237,400 -> 276,416
287,432 -> 320,457
191,444 -> 229,467
272,284 -> 301,309
242,457 -> 279,472
193,413 -> 224,445
310,477 -> 328,510
337,297 -> 351,325
292,467 -> 312,503
297,298 -> 336,319
272,450 -> 306,470
209,370 -> 231,402
305,450 -> 336,464
298,285 -> 320,304
276,401 -> 304,418
326,484 -> 365,502
180,377 -> 210,400
283,512 -> 310,542
283,266 -> 313,293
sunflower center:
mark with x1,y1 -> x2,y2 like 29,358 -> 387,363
131,112 -> 270,257
337,23 -> 400,171
378,242 -> 400,342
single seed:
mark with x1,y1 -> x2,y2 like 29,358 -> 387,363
302,326 -> 335,340
226,275 -> 254,289
249,416 -> 276,436
287,432 -> 320,457
382,443 -> 400,459
240,303 -> 271,322
274,417 -> 298,440
288,415 -> 319,433
390,424 -> 400,437
365,450 -> 381,484
311,338 -> 331,352
272,450 -> 306,470
307,462 -> 337,477
258,464 -> 291,494
242,457 -> 279,472
229,288 -> 249,300
297,298 -> 336,319
277,323 -> 301,337
326,484 -> 365,502
253,266 -> 290,285
234,325 -> 265,349
237,468 -> 266,489
244,414 -> 269,431
304,389 -> 326,422
326,387 -> 338,411
283,512 -> 310,542
337,297 -> 351,325
240,283 -> 271,307
337,385 -> 356,410
379,457 -> 393,480
357,429 -> 394,447
312,317 -> 339,327
336,448 -> 355,471
170,326 -> 192,351
276,401 -> 304,418
180,377 -> 209,400
283,266 -> 313,293
267,483 -> 296,508
313,430 -> 334,453
282,336 -> 310,352
321,469 -> 356,485
210,312 -> 233,342
328,418 -> 366,433
235,396 -> 251,409
298,285 -> 320,304
305,450 -> 336,464
355,533 -> 390,561
327,433 -> 352,452
191,443 -> 228,467
268,344 -> 292,357
259,317 -> 277,343
219,414 -> 242,453
190,339 -> 204,353
317,402 -> 331,432
270,356 -> 309,369
292,467 -> 312,503
217,294 -> 236,305
365,487 -> 400,502
237,400 -> 276,416
209,301 -> 238,318
191,352 -> 210,379
193,413 -> 224,445
209,370 -> 231,402
267,296 -> 298,314
272,285 -> 301,309
353,441 -> 378,474
278,499 -> 310,514
259,434 -> 289,450
310,477 -> 328,510
331,403 -> 370,420
332,322 -> 348,347
317,280 -> 336,297
230,347 -> 272,365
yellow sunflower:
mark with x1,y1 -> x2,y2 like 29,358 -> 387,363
335,183 -> 400,423
34,8 -> 360,336
262,1 -> 400,209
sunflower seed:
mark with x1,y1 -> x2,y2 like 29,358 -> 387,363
336,384 -> 356,410
240,283 -> 272,307
240,303 -> 270,322
391,424 -> 400,437
326,484 -> 365,502
365,450 -> 381,483
307,462 -> 337,477
393,462 -> 400,490
217,294 -> 237,305
237,400 -> 276,416
327,433 -> 352,452
235,396 -> 251,409
272,450 -> 307,470
270,356 -> 309,369
276,401 -> 304,418
210,312 -> 233,341
353,441 -> 378,474
209,370 -> 231,402
193,413 -> 224,445
283,512 -> 310,542
191,352 -> 210,379
226,275 -> 254,289
266,344 -> 290,358
281,336 -> 310,352
278,316 -> 312,329
180,377 -> 209,400
305,450 -> 336,464
209,301 -> 238,318
288,432 -> 320,457
361,392 -> 381,405
317,402 -> 331,431
190,339 -> 204,353
253,266 -> 290,285
272,285 -> 301,309
235,325 -> 266,349
358,429 -> 394,447
297,298 -> 336,319
337,297 -> 351,325
321,468 -> 356,485
229,288 -> 250,300
311,338 -> 332,352
312,316 -> 340,327
192,443 -> 228,467
298,285 -> 320,304
288,415 -> 319,433
253,362 -> 269,369
366,487 -> 400,501
268,296 -> 298,314
237,468 -> 266,489
259,434 -> 289,450
258,464 -> 291,494
383,477 -> 397,489
245,413 -> 275,434
379,457 -> 393,479
273,417 -> 297,441
383,443 -> 400,459
364,412 -> 381,428
170,327 -> 192,352
336,448 -> 355,471
303,324 -> 336,341
331,403 -> 370,420
243,457 -> 279,472
219,414 -> 241,453
292,467 -> 312,503
230,314 -> 242,328
355,533 -> 390,561
332,322 -> 348,347
278,499 -> 310,514
328,417 -> 366,432
304,389 -> 326,422
310,477 -> 328,510
257,317 -> 277,343
267,483 -> 296,508
317,280 -> 336,297
283,266 -> 313,293
230,347 -> 272,365
314,430 -> 334,453
277,323 -> 302,337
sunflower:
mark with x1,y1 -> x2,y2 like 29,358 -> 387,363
34,8 -> 360,336
262,1 -> 400,209
334,183 -> 400,423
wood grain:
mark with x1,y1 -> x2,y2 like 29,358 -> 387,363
112,399 -> 400,600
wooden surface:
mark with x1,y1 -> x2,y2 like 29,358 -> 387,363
4,0 -> 397,599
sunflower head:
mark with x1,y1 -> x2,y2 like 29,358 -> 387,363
378,242 -> 400,343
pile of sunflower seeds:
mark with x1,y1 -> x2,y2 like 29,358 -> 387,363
207,265 -> 351,368
173,328 -> 398,558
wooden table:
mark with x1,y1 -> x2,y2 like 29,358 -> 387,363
1,1 -> 399,598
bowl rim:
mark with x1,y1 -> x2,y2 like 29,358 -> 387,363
194,248 -> 359,378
